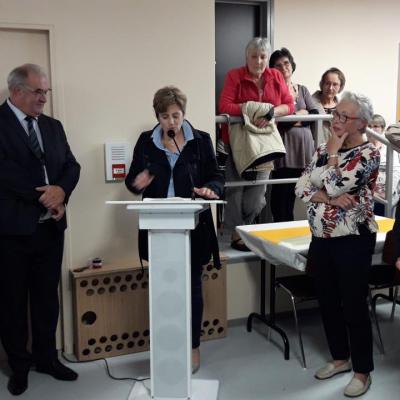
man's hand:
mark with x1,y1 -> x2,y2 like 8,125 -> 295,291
36,185 -> 65,209
51,204 -> 65,221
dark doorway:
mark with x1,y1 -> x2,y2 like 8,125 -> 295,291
215,0 -> 273,113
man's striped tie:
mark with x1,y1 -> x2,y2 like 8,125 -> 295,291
25,116 -> 44,161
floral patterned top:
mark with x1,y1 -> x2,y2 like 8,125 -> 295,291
295,142 -> 380,238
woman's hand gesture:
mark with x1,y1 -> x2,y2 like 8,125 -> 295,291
132,169 -> 154,191
193,187 -> 219,199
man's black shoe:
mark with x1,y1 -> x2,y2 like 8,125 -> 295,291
36,359 -> 78,381
7,373 -> 28,396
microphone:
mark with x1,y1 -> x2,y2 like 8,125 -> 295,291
167,129 -> 176,139
167,129 -> 196,200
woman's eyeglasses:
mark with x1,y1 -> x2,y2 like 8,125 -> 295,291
332,110 -> 360,123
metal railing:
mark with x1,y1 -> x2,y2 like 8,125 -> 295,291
216,114 -> 397,217
365,127 -> 396,217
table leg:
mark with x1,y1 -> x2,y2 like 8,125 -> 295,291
372,292 -> 400,307
247,261 -> 290,360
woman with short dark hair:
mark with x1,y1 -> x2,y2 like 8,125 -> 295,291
269,47 -> 319,222
125,86 -> 224,373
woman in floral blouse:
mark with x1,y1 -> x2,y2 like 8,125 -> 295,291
295,92 -> 380,398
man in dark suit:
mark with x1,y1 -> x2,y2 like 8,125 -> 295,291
0,64 -> 80,395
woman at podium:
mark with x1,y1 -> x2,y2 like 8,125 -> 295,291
125,86 -> 224,373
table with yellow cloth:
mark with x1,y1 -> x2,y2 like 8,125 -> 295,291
236,216 -> 394,271
235,216 -> 394,362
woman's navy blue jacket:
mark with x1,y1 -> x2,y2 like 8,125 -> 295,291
125,121 -> 225,267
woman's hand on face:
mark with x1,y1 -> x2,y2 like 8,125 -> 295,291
330,193 -> 357,210
132,169 -> 154,190
396,257 -> 400,272
193,187 -> 219,200
326,129 -> 349,154
254,118 -> 270,128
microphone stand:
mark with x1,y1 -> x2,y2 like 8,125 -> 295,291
167,130 -> 196,200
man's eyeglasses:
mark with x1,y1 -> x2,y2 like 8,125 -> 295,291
21,85 -> 52,97
332,110 -> 360,124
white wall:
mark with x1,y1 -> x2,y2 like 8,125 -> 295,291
274,0 -> 400,125
1,0 -> 215,267
221,0 -> 400,318
0,0 -> 216,356
1,0 -> 400,358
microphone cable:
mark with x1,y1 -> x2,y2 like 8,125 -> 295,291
61,352 -> 150,383
167,129 -> 196,200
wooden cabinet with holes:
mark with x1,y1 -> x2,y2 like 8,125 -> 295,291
71,257 -> 227,361
200,256 -> 227,341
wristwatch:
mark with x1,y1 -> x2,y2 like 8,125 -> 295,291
264,107 -> 275,121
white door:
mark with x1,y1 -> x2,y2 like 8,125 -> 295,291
0,26 -> 52,362
0,27 -> 52,114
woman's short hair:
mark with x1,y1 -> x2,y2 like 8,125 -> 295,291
269,47 -> 296,72
319,67 -> 346,93
369,114 -> 386,129
153,86 -> 187,117
341,91 -> 374,123
245,37 -> 271,58
7,63 -> 46,91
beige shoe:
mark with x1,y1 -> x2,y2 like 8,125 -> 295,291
192,348 -> 200,374
315,361 -> 352,380
344,375 -> 371,397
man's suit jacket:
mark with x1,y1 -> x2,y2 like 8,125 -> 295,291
0,101 -> 80,235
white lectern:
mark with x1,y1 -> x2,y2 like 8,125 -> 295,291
107,200 -> 220,400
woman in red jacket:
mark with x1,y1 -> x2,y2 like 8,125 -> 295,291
219,37 -> 294,250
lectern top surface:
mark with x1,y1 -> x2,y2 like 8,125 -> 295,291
106,199 -> 225,205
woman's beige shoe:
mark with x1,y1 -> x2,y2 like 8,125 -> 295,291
314,361 -> 352,380
344,375 -> 371,397
192,348 -> 200,374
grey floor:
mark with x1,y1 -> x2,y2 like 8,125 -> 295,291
1,302 -> 400,400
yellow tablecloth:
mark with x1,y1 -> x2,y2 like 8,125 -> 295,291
250,218 -> 394,245
236,217 -> 394,271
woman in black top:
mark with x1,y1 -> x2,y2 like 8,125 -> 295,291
125,86 -> 224,373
